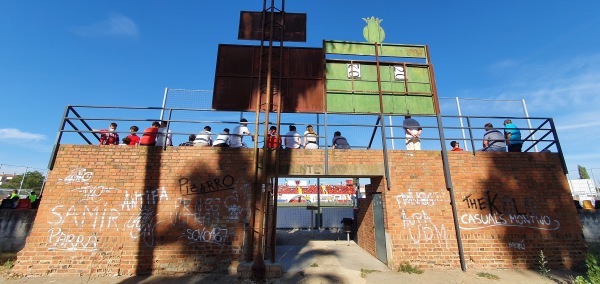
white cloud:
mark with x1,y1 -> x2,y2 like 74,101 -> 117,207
72,13 -> 139,38
0,128 -> 46,142
478,54 -> 600,170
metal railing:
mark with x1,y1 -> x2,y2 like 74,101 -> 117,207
49,105 -> 567,174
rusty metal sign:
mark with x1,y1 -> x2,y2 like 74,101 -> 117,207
238,11 -> 307,42
213,44 -> 324,113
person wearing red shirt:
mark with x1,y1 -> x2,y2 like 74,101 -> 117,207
99,123 -> 119,145
450,141 -> 464,151
267,126 -> 281,149
139,121 -> 160,146
126,125 -> 140,146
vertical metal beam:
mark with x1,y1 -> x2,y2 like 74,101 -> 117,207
455,97 -> 468,151
522,99 -> 538,152
160,87 -> 168,121
374,42 -> 391,190
548,118 -> 568,175
427,46 -> 466,271
250,0 -> 286,276
48,106 -> 71,170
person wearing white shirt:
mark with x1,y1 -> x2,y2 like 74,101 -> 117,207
156,121 -> 172,147
213,128 -> 231,147
303,125 -> 319,149
284,125 -> 302,149
194,126 -> 213,146
230,118 -> 253,148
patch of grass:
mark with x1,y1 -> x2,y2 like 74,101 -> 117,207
538,250 -> 550,277
0,252 -> 17,273
477,272 -> 500,280
310,263 -> 318,267
360,268 -> 379,278
397,262 -> 424,274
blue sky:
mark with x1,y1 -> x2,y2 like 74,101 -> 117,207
1,1 -> 599,182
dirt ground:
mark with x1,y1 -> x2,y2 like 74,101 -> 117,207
0,230 -> 588,284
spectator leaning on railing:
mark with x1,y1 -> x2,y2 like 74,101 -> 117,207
480,123 -> 507,152
503,119 -> 523,152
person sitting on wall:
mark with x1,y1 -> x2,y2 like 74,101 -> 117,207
10,189 -> 20,209
140,121 -> 160,146
194,126 -> 213,147
213,128 -> 231,147
179,134 -> 196,146
332,131 -> 351,149
284,125 -> 302,149
98,122 -> 119,145
156,121 -> 173,147
126,126 -> 141,145
231,119 -> 253,148
267,126 -> 282,149
479,123 -> 507,152
450,141 -> 463,151
28,191 -> 37,203
303,125 -> 319,149
121,137 -> 132,145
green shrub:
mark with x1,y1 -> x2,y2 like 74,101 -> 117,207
397,262 -> 424,274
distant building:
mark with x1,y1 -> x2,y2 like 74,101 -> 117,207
569,179 -> 598,206
0,173 -> 15,186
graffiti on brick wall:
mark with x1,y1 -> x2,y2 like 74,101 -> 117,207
57,167 -> 94,184
47,169 -> 243,251
170,189 -> 243,245
124,207 -> 162,247
71,185 -> 116,203
47,228 -> 98,252
395,189 -> 444,207
459,191 -> 560,231
121,187 -> 169,211
396,189 -> 449,248
179,175 -> 235,195
508,239 -> 526,250
401,209 -> 448,248
182,227 -> 230,245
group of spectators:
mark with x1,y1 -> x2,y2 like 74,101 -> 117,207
448,119 -> 524,152
98,121 -> 173,147
98,119 -> 251,148
98,118 -> 352,149
275,124 -> 350,150
98,117 -> 524,152
2,190 -> 38,209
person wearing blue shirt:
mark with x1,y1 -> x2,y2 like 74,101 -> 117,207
504,119 -> 523,152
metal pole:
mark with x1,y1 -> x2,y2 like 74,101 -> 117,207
522,99 -> 538,152
19,167 -> 29,190
389,116 -> 395,150
374,42 -> 392,190
436,114 -> 466,272
160,87 -> 168,121
317,178 -> 321,229
455,97 -> 468,151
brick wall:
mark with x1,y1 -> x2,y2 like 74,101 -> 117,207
381,150 -> 585,270
12,145 -> 585,276
14,145 -> 254,276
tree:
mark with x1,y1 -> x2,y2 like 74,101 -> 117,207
578,165 -> 590,179
0,171 -> 45,191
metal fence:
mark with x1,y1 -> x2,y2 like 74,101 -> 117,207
49,103 -> 566,173
276,206 -> 354,229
